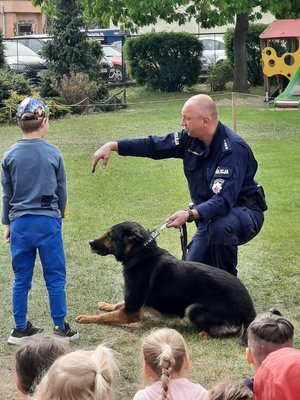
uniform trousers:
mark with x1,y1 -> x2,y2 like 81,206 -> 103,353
187,206 -> 264,275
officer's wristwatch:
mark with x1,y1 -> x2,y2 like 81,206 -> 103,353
187,209 -> 196,223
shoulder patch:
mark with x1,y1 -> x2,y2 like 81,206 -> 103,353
212,178 -> 225,194
174,132 -> 180,146
214,166 -> 232,178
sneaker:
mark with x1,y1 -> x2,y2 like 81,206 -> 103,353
53,322 -> 79,342
7,321 -> 44,345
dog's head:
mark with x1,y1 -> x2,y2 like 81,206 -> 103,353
89,221 -> 151,262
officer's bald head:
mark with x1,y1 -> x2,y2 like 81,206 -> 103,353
184,94 -> 218,120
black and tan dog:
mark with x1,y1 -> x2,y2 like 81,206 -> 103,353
76,221 -> 256,345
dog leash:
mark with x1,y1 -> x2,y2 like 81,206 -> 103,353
179,223 -> 188,260
145,222 -> 188,261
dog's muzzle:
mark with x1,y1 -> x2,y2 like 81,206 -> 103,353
89,240 -> 109,256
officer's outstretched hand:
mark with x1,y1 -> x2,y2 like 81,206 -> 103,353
92,141 -> 118,173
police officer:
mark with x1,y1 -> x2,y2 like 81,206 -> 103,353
92,94 -> 266,276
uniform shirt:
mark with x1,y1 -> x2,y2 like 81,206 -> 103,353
1,138 -> 67,224
133,378 -> 208,400
118,122 -> 259,223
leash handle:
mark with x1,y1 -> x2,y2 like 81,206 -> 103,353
180,223 -> 188,260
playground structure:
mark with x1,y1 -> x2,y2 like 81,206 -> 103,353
259,19 -> 300,108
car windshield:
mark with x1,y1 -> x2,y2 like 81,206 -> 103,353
102,46 -> 121,57
4,41 -> 39,57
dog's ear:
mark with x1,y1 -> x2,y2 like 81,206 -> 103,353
126,227 -> 145,244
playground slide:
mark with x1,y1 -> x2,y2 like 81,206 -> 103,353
275,66 -> 300,108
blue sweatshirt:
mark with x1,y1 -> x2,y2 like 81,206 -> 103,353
1,138 -> 67,225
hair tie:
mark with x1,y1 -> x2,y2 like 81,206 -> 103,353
161,344 -> 172,353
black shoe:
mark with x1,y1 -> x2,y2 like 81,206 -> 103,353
53,322 -> 79,342
7,321 -> 44,345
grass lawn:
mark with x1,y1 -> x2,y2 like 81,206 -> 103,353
0,86 -> 299,399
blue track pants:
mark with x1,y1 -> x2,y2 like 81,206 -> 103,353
10,215 -> 67,330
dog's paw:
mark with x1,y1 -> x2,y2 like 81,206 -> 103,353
98,302 -> 115,311
98,301 -> 125,311
75,315 -> 94,324
198,330 -> 210,339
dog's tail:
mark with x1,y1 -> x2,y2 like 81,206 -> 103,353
186,304 -> 242,338
238,307 -> 257,347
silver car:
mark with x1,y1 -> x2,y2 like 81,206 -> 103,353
199,36 -> 227,65
3,41 -> 47,83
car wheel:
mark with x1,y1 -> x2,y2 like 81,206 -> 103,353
113,66 -> 123,81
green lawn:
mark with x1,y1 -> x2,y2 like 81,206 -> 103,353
0,89 -> 299,399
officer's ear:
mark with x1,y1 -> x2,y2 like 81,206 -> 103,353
203,116 -> 210,125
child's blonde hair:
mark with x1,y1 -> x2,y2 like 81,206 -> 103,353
208,381 -> 254,400
33,344 -> 119,400
142,328 -> 188,400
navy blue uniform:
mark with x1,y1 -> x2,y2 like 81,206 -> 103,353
118,122 -> 265,275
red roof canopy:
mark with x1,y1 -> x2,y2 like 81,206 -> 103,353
259,19 -> 300,39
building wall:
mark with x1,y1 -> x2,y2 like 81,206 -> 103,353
138,12 -> 275,36
0,0 -> 46,37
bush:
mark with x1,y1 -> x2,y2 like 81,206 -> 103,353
46,99 -> 71,119
125,32 -> 203,92
224,23 -> 268,87
0,69 -> 31,104
52,72 -> 106,114
208,60 -> 233,92
39,69 -> 60,98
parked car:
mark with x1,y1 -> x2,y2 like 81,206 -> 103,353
3,41 -> 47,83
199,36 -> 227,65
199,55 -> 212,76
8,35 -> 114,82
11,34 -> 50,55
102,45 -> 126,81
111,40 -> 122,51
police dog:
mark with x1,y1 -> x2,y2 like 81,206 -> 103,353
76,221 -> 256,345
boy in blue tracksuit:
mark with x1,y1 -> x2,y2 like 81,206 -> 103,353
91,94 -> 267,276
1,97 -> 79,345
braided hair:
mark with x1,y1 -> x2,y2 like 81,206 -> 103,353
142,328 -> 188,400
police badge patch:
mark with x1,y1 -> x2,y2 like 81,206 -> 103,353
212,178 -> 225,194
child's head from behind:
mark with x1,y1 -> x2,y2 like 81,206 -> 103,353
208,381 -> 254,400
15,334 -> 71,395
246,309 -> 294,372
17,97 -> 49,134
142,328 -> 189,400
33,344 -> 119,400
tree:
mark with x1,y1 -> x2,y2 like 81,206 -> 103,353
35,0 -> 103,81
33,0 -> 300,93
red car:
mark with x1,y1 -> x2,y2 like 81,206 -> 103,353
102,45 -> 126,81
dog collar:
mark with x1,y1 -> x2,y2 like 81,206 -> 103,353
143,223 -> 169,247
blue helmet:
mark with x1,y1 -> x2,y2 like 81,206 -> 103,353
17,97 -> 50,121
